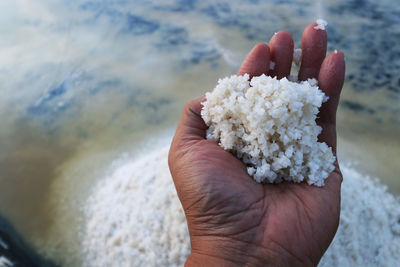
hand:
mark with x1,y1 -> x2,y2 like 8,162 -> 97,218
168,23 -> 345,267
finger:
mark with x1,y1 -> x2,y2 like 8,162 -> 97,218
173,97 -> 207,143
298,23 -> 327,81
317,50 -> 345,153
169,97 -> 208,166
237,43 -> 270,78
269,31 -> 294,79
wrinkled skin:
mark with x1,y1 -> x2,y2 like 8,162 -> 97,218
169,23 -> 345,267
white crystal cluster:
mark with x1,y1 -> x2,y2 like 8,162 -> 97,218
314,19 -> 328,30
201,74 -> 335,186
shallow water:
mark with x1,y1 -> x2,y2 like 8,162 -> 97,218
0,0 -> 399,265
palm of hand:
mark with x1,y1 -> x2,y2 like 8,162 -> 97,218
174,135 -> 341,265
169,23 -> 345,266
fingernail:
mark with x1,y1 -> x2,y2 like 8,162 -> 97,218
333,50 -> 345,63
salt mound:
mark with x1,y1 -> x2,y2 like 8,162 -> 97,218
201,74 -> 335,186
82,147 -> 190,267
320,166 -> 400,266
83,144 -> 400,266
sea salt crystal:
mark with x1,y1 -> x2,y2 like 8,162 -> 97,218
314,19 -> 328,30
293,48 -> 302,66
201,74 -> 335,186
269,61 -> 275,70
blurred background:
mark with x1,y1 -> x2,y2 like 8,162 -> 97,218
0,0 -> 399,266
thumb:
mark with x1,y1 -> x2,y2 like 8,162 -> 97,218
174,97 -> 207,143
169,97 -> 207,164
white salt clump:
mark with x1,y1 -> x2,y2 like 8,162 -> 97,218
82,144 -> 400,266
82,147 -> 189,267
314,19 -> 328,30
293,48 -> 302,66
201,74 -> 335,186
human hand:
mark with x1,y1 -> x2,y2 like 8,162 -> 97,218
168,23 -> 345,267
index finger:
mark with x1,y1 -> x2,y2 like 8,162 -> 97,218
237,43 -> 270,78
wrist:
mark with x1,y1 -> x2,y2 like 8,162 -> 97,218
186,252 -> 243,267
187,236 -> 313,267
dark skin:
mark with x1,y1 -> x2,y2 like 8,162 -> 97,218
169,23 -> 345,266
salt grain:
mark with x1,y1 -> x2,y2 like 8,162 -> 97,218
269,61 -> 275,70
293,48 -> 302,66
201,74 -> 335,186
314,19 -> 328,30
